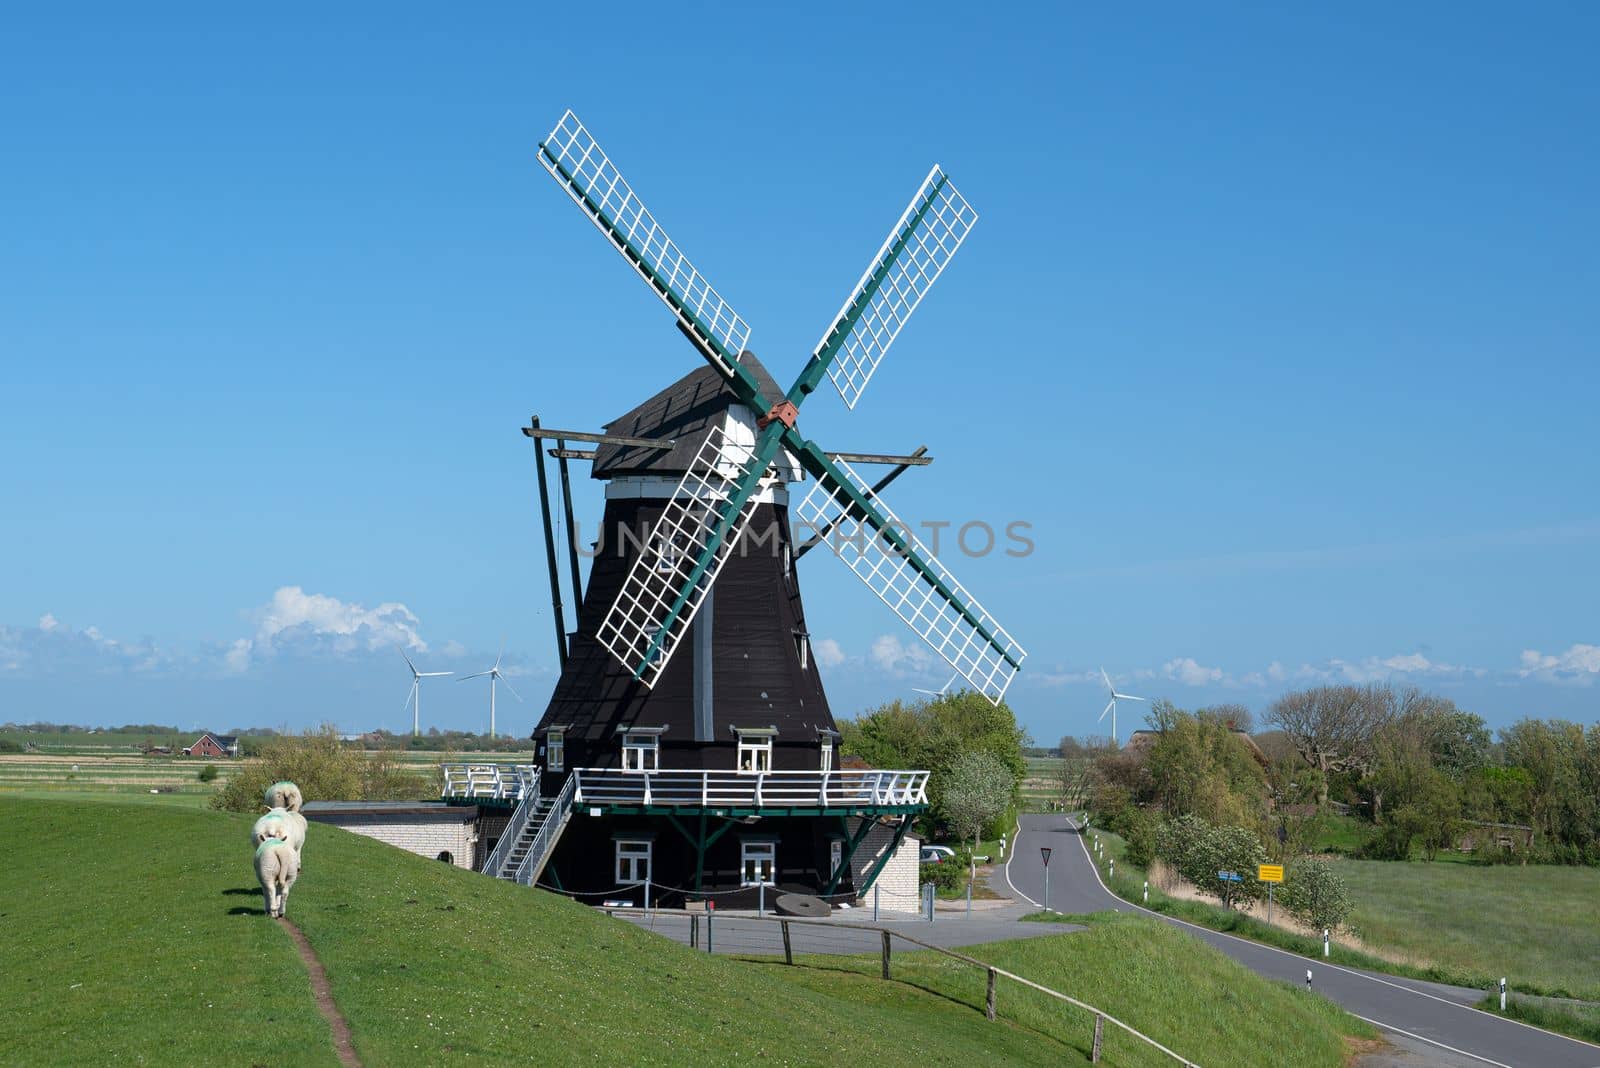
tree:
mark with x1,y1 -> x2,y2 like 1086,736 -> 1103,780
1266,685 -> 1394,804
939,750 -> 1014,851
841,691 -> 1027,836
1143,709 -> 1268,828
1197,703 -> 1254,733
1281,858 -> 1354,931
211,725 -> 429,812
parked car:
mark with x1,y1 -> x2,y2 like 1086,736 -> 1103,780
920,845 -> 956,864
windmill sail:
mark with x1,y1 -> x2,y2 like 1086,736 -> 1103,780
537,110 -> 758,392
596,414 -> 771,686
809,165 -> 978,409
794,457 -> 1025,704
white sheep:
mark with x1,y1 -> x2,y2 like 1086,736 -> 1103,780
263,780 -> 303,812
254,838 -> 299,918
251,811 -> 290,848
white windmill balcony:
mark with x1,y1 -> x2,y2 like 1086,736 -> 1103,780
570,768 -> 929,811
438,763 -> 540,802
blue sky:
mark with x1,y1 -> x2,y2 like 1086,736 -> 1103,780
2,3 -> 1596,742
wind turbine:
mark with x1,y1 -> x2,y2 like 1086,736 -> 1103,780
1097,667 -> 1146,745
401,650 -> 453,737
458,645 -> 521,738
913,673 -> 958,699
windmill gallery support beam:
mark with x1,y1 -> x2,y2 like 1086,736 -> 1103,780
528,415 -> 569,668
556,438 -> 585,609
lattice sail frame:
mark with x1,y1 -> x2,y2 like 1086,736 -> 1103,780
795,460 -> 1026,704
538,110 -> 752,376
596,416 -> 771,687
815,166 -> 978,409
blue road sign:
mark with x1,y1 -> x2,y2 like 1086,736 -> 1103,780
1217,870 -> 1243,882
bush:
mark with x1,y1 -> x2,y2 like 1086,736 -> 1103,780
197,764 -> 219,783
1279,858 -> 1354,932
920,860 -> 965,892
210,725 -> 430,812
1155,814 -> 1265,909
0,738 -> 23,753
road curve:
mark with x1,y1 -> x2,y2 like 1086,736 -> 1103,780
1004,813 -> 1600,1068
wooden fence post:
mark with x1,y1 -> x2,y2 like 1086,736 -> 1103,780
1092,1014 -> 1104,1063
985,967 -> 997,1021
782,920 -> 793,966
690,913 -> 699,949
881,931 -> 891,980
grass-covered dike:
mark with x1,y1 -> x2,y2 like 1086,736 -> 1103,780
3,797 -> 1373,1066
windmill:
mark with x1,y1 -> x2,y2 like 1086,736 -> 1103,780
505,110 -> 1026,904
535,109 -> 1025,704
458,645 -> 520,738
1097,667 -> 1146,745
913,673 -> 959,699
400,650 -> 452,738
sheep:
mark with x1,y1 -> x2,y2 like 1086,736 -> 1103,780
254,838 -> 298,918
251,811 -> 290,848
263,780 -> 303,813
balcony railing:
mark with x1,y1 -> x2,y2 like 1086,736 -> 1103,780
439,763 -> 540,801
571,768 -> 928,809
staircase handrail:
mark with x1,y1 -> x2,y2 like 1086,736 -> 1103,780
483,789 -> 538,877
514,773 -> 577,886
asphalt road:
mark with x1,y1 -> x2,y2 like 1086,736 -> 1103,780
1003,813 -> 1600,1068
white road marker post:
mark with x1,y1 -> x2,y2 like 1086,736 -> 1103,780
1109,858 -> 1114,879
1323,928 -> 1330,958
1500,977 -> 1507,1012
1143,879 -> 1149,903
1306,969 -> 1313,991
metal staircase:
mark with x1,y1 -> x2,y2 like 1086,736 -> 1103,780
487,774 -> 576,887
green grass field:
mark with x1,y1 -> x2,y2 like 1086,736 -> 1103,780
1339,858 -> 1600,1001
786,913 -> 1371,1066
1,796 -> 1372,1066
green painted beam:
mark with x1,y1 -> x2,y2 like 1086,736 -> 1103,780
784,431 -> 1021,670
784,172 -> 950,407
856,815 -> 916,894
821,814 -> 880,896
538,144 -> 773,414
633,420 -> 787,674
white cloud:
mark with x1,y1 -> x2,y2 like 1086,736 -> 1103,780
813,638 -> 848,670
1162,657 -> 1227,687
1518,644 -> 1600,685
38,613 -> 59,632
1294,652 -> 1481,685
868,634 -> 932,676
227,586 -> 426,672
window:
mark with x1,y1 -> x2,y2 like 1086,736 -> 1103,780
615,839 -> 652,885
546,730 -> 565,773
819,737 -> 834,774
782,543 -> 792,577
829,839 -> 843,879
622,733 -> 659,772
741,840 -> 776,886
737,734 -> 772,774
793,630 -> 809,671
643,624 -> 664,667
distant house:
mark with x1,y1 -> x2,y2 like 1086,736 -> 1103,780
182,732 -> 239,758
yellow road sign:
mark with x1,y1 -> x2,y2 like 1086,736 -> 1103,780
1258,864 -> 1284,883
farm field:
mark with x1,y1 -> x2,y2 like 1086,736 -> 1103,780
2,796 -> 1371,1067
1337,858 -> 1600,1001
1021,754 -> 1069,810
0,751 -> 243,805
